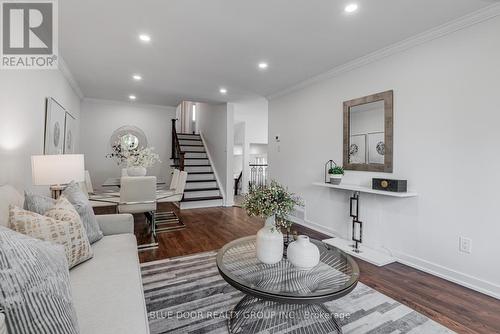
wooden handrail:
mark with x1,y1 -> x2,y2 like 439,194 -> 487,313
171,119 -> 185,171
234,171 -> 243,195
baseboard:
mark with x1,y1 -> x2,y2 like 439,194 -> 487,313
296,218 -> 500,300
392,250 -> 500,300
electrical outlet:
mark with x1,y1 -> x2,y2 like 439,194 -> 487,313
459,237 -> 472,254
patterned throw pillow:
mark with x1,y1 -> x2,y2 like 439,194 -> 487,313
9,196 -> 93,268
0,226 -> 79,334
63,181 -> 103,243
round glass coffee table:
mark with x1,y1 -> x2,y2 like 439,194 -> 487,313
217,236 -> 359,334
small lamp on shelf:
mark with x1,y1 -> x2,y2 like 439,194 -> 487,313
31,154 -> 85,199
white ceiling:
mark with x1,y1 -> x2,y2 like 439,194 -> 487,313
60,0 -> 494,107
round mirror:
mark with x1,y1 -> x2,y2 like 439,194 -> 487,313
110,125 -> 148,150
120,133 -> 139,150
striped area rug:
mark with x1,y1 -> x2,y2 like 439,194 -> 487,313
141,251 -> 455,334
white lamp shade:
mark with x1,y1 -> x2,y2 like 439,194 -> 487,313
32,154 -> 85,185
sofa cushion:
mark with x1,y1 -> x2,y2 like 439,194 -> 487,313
63,181 -> 103,244
23,191 -> 55,214
9,197 -> 93,269
0,185 -> 23,227
70,234 -> 149,334
0,226 -> 79,334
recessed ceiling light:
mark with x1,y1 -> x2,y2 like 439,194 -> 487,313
138,34 -> 151,42
132,74 -> 142,81
219,88 -> 227,94
344,3 -> 358,13
128,95 -> 137,100
258,62 -> 268,70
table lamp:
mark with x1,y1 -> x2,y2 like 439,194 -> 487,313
31,154 -> 85,199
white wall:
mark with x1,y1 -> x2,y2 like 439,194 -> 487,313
0,70 -> 81,192
268,16 -> 500,298
233,98 -> 269,144
197,102 -> 234,206
80,99 -> 176,188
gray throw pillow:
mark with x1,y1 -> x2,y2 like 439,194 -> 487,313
62,181 -> 103,243
23,191 -> 55,214
0,226 -> 80,334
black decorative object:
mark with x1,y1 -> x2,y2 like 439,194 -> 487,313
350,192 -> 362,253
372,178 -> 407,192
324,160 -> 337,183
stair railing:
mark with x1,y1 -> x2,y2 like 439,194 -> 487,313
249,164 -> 268,190
171,119 -> 185,171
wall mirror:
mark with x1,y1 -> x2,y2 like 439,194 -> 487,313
110,125 -> 148,150
343,90 -> 393,172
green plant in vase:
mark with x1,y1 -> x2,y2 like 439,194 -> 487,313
328,166 -> 344,185
242,181 -> 303,264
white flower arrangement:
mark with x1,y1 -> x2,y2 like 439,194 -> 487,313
106,141 -> 161,168
125,146 -> 161,168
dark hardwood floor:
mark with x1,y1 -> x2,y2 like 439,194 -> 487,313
96,203 -> 500,334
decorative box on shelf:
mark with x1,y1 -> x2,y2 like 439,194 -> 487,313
372,178 -> 407,192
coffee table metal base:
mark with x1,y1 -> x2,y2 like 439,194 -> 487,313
228,296 -> 343,334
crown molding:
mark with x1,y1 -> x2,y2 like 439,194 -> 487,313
58,57 -> 84,99
267,3 -> 500,100
82,97 -> 177,110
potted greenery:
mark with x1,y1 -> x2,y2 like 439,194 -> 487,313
328,166 -> 344,185
242,181 -> 303,264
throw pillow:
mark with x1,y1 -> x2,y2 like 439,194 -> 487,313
63,181 -> 103,243
23,191 -> 55,214
9,196 -> 93,268
0,226 -> 79,334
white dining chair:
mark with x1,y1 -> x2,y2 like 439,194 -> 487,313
155,171 -> 187,233
119,176 -> 158,250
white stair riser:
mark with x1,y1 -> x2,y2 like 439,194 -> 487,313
179,140 -> 203,146
187,173 -> 215,181
185,166 -> 212,173
184,190 -> 221,199
183,159 -> 210,166
181,146 -> 205,152
177,135 -> 200,140
185,152 -> 207,159
180,199 -> 223,209
185,181 -> 217,189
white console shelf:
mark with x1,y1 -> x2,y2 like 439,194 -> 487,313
313,181 -> 417,266
312,182 -> 418,197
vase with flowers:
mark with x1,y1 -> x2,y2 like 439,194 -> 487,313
242,181 -> 303,264
106,141 -> 161,176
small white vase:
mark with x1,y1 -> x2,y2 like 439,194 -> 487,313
256,215 -> 284,265
329,174 -> 342,185
287,235 -> 320,270
127,166 -> 147,177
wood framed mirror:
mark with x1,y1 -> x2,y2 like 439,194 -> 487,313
343,90 -> 393,173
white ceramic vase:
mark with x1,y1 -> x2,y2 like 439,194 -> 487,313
329,174 -> 342,185
287,235 -> 320,270
256,215 -> 284,265
127,166 -> 147,177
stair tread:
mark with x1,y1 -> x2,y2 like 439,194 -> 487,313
171,164 -> 212,167
182,196 -> 223,202
183,150 -> 206,153
180,144 -> 204,147
177,133 -> 200,136
184,187 -> 219,192
187,171 -> 214,174
178,138 -> 202,142
184,158 -> 209,160
186,179 -> 217,183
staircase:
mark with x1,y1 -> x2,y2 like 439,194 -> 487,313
172,133 -> 224,209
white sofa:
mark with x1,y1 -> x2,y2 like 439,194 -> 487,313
0,185 -> 150,334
